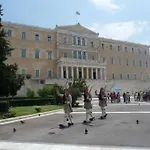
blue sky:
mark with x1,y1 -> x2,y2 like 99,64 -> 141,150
1,0 -> 150,44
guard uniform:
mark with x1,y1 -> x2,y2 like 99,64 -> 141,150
83,88 -> 95,123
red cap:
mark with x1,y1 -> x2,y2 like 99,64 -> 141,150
64,88 -> 68,92
84,87 -> 88,92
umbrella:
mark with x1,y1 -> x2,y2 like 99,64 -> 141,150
112,86 -> 121,91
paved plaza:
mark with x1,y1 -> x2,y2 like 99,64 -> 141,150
0,98 -> 150,150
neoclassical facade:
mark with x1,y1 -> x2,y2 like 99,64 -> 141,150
2,21 -> 150,82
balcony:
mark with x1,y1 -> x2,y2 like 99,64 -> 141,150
57,57 -> 107,67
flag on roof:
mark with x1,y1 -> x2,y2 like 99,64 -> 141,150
76,11 -> 80,15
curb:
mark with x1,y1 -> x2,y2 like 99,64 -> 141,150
0,108 -> 63,124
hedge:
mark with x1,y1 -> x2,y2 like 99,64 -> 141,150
0,101 -> 9,113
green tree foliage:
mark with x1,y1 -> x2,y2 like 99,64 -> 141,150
27,88 -> 35,98
0,5 -> 24,97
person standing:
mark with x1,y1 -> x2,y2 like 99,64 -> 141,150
98,88 -> 107,119
83,87 -> 95,124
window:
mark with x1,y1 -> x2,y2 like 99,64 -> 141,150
48,51 -> 52,59
92,56 -> 95,60
102,43 -> 104,49
64,53 -> 68,58
21,69 -> 26,74
64,37 -> 67,44
22,32 -> 26,39
73,51 -> 77,59
132,48 -> 134,53
133,60 -> 136,66
110,45 -> 112,50
73,36 -> 76,44
120,73 -> 123,79
7,29 -> 12,37
35,69 -> 40,77
35,34 -> 39,40
138,49 -> 141,54
103,57 -> 106,62
78,51 -> 82,59
21,49 -> 26,58
111,57 -> 114,64
48,70 -> 52,78
77,37 -> 81,45
82,38 -> 85,46
146,61 -> 148,67
126,59 -> 129,66
35,50 -> 40,58
91,42 -> 94,47
125,47 -> 127,52
127,73 -> 130,80
145,50 -> 147,55
139,60 -> 142,67
83,51 -> 86,59
134,73 -> 137,80
112,73 -> 115,79
118,57 -> 121,65
7,51 -> 11,56
48,36 -> 51,42
118,46 -> 120,51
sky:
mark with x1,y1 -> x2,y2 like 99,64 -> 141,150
1,0 -> 150,45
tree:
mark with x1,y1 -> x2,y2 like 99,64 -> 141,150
0,5 -> 24,97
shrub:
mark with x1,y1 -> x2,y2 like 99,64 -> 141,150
0,101 -> 9,113
35,106 -> 42,113
37,87 -> 53,97
27,88 -> 35,98
3,111 -> 16,119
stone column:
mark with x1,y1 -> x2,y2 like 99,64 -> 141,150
57,66 -> 59,78
86,67 -> 89,79
91,68 -> 93,80
66,66 -> 69,79
61,66 -> 64,79
96,68 -> 98,79
71,67 -> 74,79
82,67 -> 84,78
100,68 -> 103,80
76,67 -> 79,78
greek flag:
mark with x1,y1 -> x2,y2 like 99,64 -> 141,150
76,11 -> 80,15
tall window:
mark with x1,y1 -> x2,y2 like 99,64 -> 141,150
132,48 -> 134,53
145,50 -> 147,55
92,56 -> 95,60
112,73 -> 115,79
118,46 -> 120,51
146,61 -> 148,67
35,69 -> 40,77
118,57 -> 121,65
48,51 -> 52,59
21,49 -> 26,58
125,47 -> 127,52
78,51 -> 82,59
7,29 -> 12,37
138,49 -> 141,54
35,50 -> 40,58
64,37 -> 67,44
91,42 -> 94,47
102,43 -> 104,49
73,36 -> 76,44
139,60 -> 142,67
133,60 -> 136,66
48,70 -> 52,77
126,59 -> 129,66
73,51 -> 77,59
103,57 -> 106,62
64,53 -> 68,58
22,32 -> 26,39
21,69 -> 26,74
82,38 -> 85,46
134,73 -> 137,80
127,73 -> 130,80
48,36 -> 51,42
77,37 -> 81,45
83,51 -> 87,59
111,57 -> 114,64
35,34 -> 39,40
120,73 -> 123,79
110,45 -> 112,50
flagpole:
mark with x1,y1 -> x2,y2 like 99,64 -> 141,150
76,13 -> 78,24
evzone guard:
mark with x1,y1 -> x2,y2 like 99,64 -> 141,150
83,87 -> 95,124
56,87 -> 74,128
98,87 -> 108,119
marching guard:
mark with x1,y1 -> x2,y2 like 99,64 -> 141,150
98,87 -> 108,119
56,87 -> 74,127
83,87 -> 95,124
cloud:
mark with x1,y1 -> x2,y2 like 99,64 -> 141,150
89,0 -> 122,12
90,21 -> 149,41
